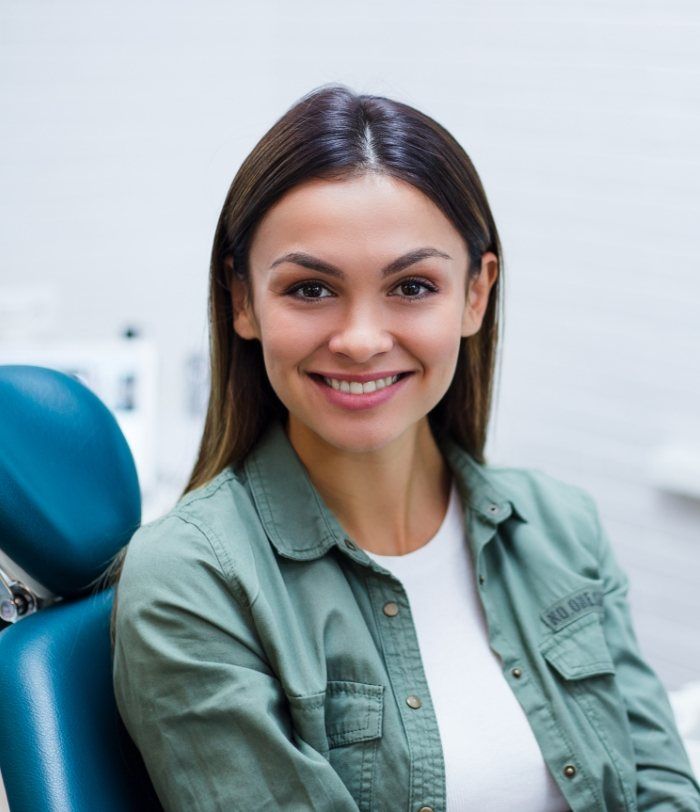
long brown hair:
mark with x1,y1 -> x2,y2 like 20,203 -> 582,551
104,82 -> 504,613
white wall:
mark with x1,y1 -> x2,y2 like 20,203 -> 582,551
1,2 -> 699,786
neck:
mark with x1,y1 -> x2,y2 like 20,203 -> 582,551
286,416 -> 452,556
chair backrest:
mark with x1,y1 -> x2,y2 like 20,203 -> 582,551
0,364 -> 162,812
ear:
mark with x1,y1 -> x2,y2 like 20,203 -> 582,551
225,257 -> 260,341
461,251 -> 499,337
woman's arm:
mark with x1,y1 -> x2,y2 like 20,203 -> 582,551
584,493 -> 700,810
112,513 -> 359,812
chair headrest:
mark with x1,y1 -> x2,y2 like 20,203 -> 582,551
0,365 -> 141,597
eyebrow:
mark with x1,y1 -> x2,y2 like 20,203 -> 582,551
269,247 -> 452,279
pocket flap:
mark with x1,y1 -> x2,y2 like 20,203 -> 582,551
325,680 -> 384,748
539,612 -> 616,680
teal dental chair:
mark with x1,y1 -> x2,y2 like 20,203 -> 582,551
0,364 -> 163,811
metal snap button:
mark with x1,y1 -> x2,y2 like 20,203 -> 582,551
383,601 -> 399,616
418,807 -> 435,812
511,667 -> 522,679
563,764 -> 576,778
406,695 -> 422,709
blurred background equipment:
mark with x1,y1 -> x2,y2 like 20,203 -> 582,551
0,309 -> 158,496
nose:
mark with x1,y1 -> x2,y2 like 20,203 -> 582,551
327,303 -> 394,362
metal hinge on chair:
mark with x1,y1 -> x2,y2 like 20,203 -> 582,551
0,563 -> 46,624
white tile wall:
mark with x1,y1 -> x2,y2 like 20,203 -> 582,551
1,0 -> 699,806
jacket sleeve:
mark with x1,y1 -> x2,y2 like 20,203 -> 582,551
584,494 -> 700,810
112,513 -> 360,812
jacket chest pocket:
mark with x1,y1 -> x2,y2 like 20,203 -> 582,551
539,612 -> 637,809
288,679 -> 384,811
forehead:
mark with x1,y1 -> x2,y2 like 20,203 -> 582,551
249,174 -> 467,268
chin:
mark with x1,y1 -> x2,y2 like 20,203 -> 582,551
302,415 -> 422,455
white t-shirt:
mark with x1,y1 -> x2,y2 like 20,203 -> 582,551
363,479 -> 569,811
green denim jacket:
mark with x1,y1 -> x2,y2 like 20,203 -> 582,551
112,418 -> 700,811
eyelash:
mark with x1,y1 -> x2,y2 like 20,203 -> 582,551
284,276 -> 439,304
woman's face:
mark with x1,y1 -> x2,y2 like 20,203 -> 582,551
230,173 -> 498,455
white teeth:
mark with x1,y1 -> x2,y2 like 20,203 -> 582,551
322,374 -> 401,394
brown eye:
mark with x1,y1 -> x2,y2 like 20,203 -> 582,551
392,277 -> 439,301
298,283 -> 324,298
286,281 -> 333,301
400,280 -> 423,297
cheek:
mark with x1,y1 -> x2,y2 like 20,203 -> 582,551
401,314 -> 463,360
258,307 -> 322,368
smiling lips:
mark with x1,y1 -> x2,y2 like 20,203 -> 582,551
307,370 -> 414,410
309,371 -> 412,395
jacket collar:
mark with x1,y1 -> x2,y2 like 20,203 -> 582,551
243,418 -> 529,563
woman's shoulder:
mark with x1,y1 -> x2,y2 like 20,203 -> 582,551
471,458 -> 601,547
489,460 -> 595,508
445,439 -> 598,529
118,467 -> 263,605
460,461 -> 614,589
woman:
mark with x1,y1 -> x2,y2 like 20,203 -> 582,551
110,84 -> 700,811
